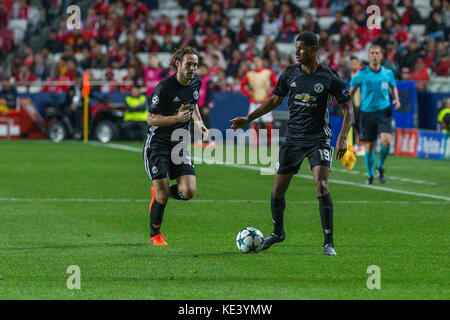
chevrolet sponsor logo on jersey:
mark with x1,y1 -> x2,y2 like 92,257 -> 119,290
294,93 -> 317,102
294,93 -> 318,107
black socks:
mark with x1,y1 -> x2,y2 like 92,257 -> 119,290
318,193 -> 334,246
150,200 -> 166,237
271,196 -> 286,236
169,184 -> 187,200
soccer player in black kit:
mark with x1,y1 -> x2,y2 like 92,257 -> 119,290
230,32 -> 354,255
144,46 -> 208,245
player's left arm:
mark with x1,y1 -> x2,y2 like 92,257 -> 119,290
192,103 -> 209,140
335,99 -> 355,160
389,70 -> 401,110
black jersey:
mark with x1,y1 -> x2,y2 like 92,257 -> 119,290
273,63 -> 351,144
147,73 -> 202,146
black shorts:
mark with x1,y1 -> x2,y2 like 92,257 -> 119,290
143,142 -> 195,181
276,140 -> 334,175
360,107 -> 393,142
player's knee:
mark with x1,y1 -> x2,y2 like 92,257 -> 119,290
271,187 -> 285,199
315,179 -> 329,196
155,192 -> 169,205
179,185 -> 196,200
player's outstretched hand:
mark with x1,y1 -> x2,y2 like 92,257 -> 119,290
335,134 -> 347,160
177,104 -> 191,123
393,99 -> 401,110
230,116 -> 249,130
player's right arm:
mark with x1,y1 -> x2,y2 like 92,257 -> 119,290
230,95 -> 284,129
147,105 -> 191,127
146,83 -> 191,127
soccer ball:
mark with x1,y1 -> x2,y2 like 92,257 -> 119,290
236,227 -> 264,253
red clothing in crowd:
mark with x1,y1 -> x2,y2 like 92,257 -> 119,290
153,20 -> 172,36
14,71 -> 35,84
394,29 -> 409,46
188,12 -> 202,27
42,76 -> 70,93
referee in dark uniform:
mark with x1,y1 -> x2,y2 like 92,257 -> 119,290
144,46 -> 208,245
230,32 -> 354,255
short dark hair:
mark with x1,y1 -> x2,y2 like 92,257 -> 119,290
169,46 -> 199,70
296,32 -> 318,47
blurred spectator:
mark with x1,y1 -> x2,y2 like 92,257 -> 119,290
276,12 -> 299,43
374,30 -> 392,52
329,0 -> 349,16
140,32 -> 160,52
108,38 -> 120,60
14,65 -> 35,91
0,77 -> 17,109
197,64 -> 214,130
187,4 -> 203,29
237,19 -> 250,43
437,98 -> 450,132
426,10 -> 446,41
279,0 -> 302,16
153,14 -> 173,36
174,14 -> 189,36
243,36 -> 259,61
120,67 -> 138,93
201,25 -> 220,48
123,85 -> 148,141
125,33 -> 140,53
226,49 -> 243,77
329,11 -> 345,35
100,68 -> 117,93
67,29 -> 88,53
240,55 -> 276,145
176,27 -> 198,49
32,52 -> 49,81
236,60 -> 250,82
250,14 -> 262,36
207,54 -> 223,75
261,36 -> 279,62
42,67 -> 69,93
336,56 -> 351,81
262,12 -> 281,39
160,34 -> 175,53
401,0 -> 422,26
319,30 -> 331,53
393,21 -> 410,50
111,47 -> 129,69
100,19 -> 118,45
401,39 -> 423,70
218,16 -> 236,45
302,13 -> 320,34
203,42 -> 227,70
327,40 -> 343,70
220,36 -> 235,62
144,53 -> 171,96
90,44 -> 110,69
407,58 -> 430,89
44,29 -> 63,53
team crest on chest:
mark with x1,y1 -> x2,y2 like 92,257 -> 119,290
152,95 -> 159,105
193,90 -> 199,100
314,83 -> 324,93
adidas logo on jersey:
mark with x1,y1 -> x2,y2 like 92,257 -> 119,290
290,82 -> 297,87
173,96 -> 180,102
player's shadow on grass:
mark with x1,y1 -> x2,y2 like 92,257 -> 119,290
0,243 -> 146,251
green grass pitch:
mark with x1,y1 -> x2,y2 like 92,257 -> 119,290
0,140 -> 448,299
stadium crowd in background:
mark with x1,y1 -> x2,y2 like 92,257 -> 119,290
0,0 -> 448,105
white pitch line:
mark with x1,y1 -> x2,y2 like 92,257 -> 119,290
0,198 -> 448,204
88,142 -> 450,202
332,168 -> 438,186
